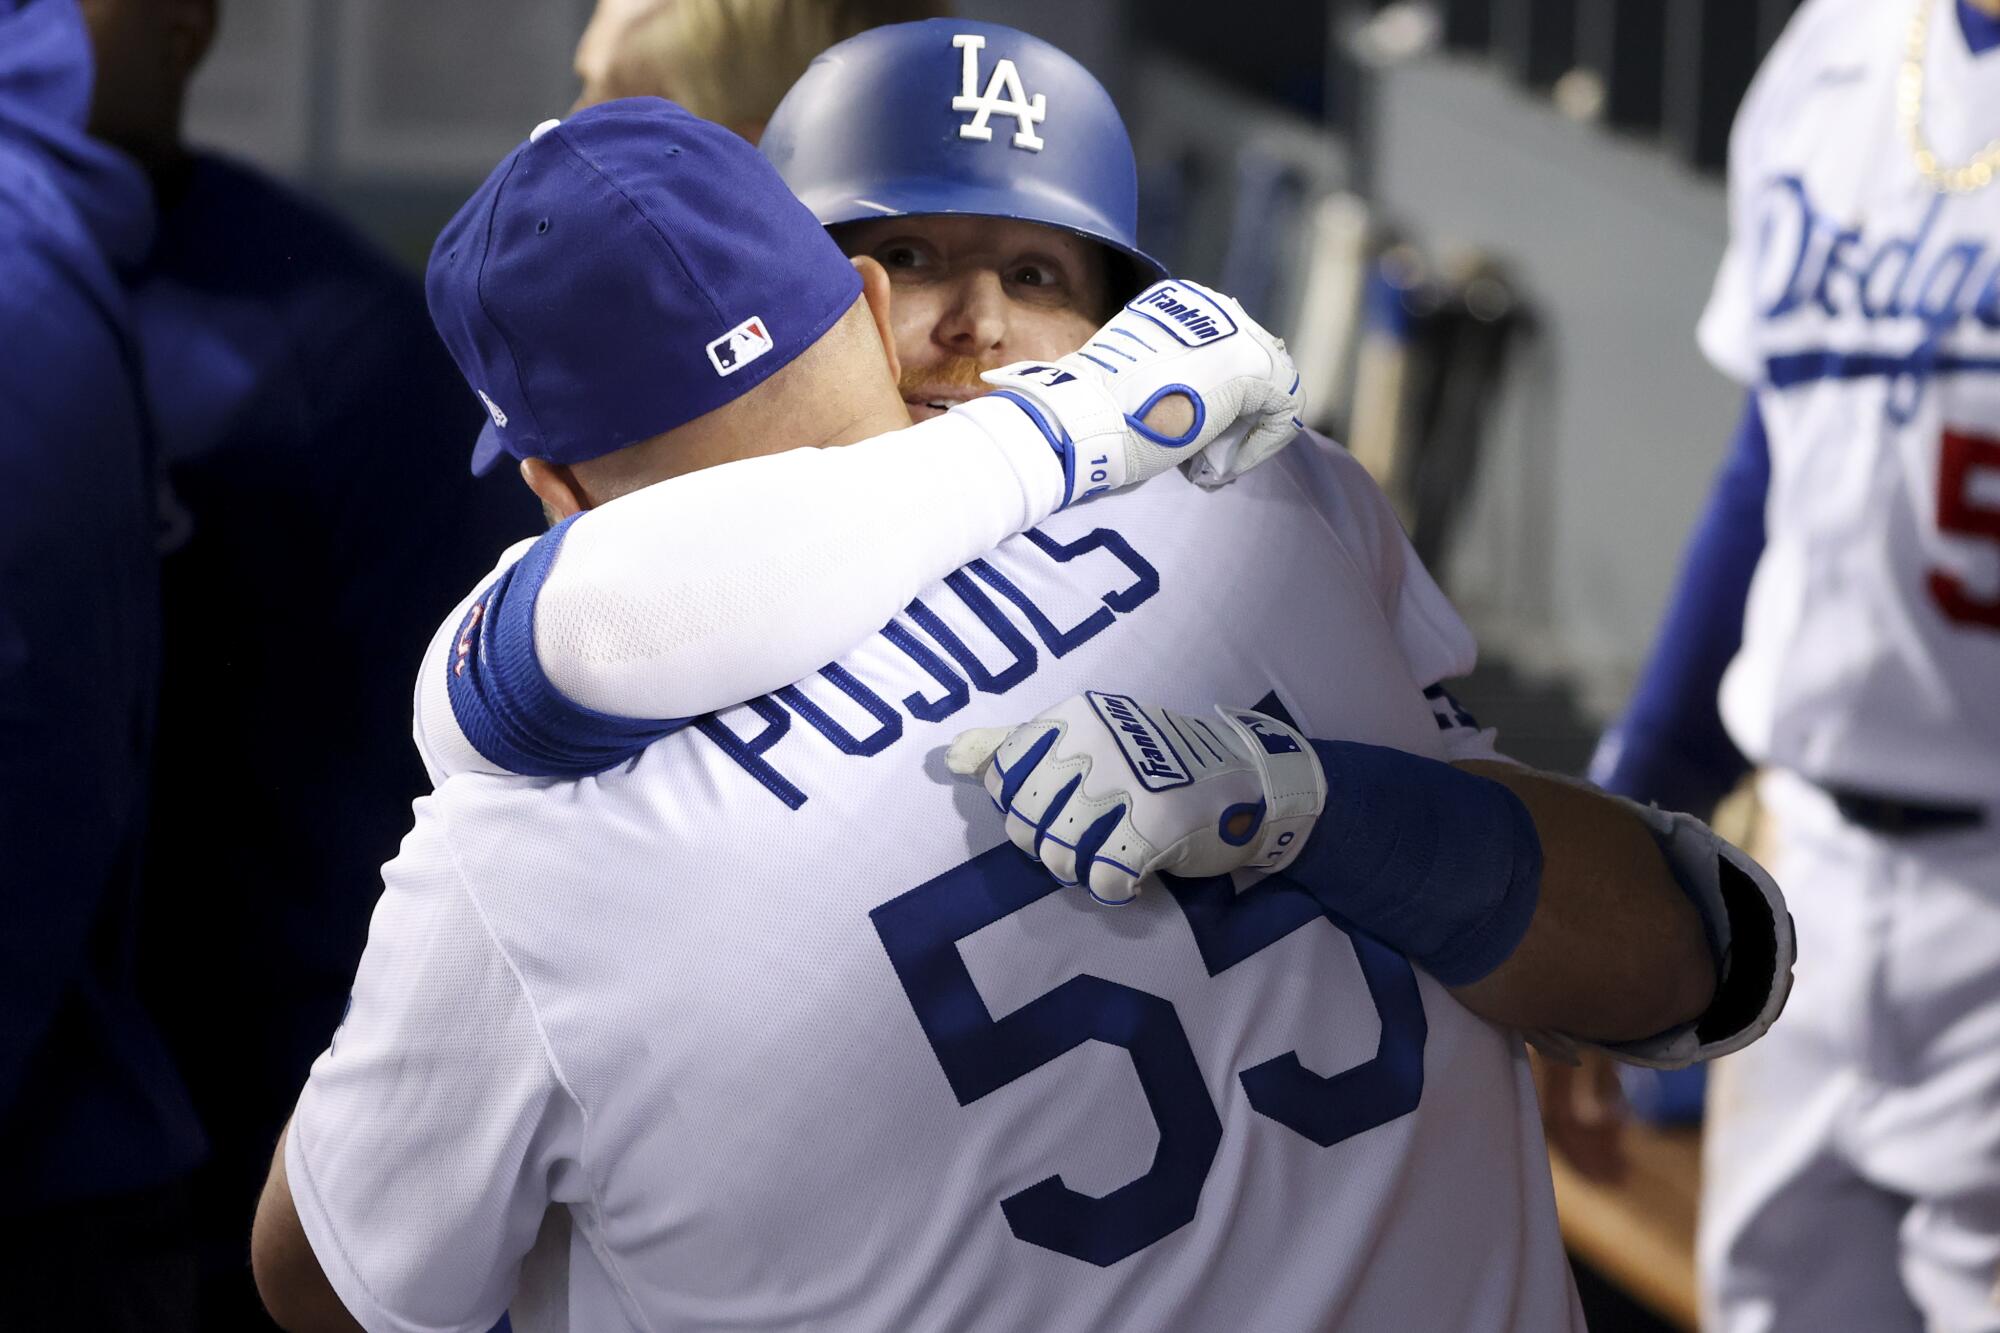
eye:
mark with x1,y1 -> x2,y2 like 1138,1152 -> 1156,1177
874,240 -> 935,272
1005,258 -> 1072,300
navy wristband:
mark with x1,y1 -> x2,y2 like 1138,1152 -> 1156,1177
446,515 -> 691,777
1283,740 -> 1543,986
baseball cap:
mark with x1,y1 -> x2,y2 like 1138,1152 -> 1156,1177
427,97 -> 864,475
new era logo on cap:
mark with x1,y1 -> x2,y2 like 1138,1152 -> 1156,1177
707,316 -> 775,377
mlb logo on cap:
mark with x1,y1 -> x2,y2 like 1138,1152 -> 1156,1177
707,316 -> 775,377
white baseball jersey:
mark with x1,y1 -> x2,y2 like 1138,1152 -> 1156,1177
1703,0 -> 2000,803
287,438 -> 1583,1332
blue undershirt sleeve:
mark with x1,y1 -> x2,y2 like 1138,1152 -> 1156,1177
1590,392 -> 1769,815
1279,740 -> 1544,987
445,516 -> 692,778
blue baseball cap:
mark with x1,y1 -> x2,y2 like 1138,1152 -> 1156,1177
427,98 -> 864,476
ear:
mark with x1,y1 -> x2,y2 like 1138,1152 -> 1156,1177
852,255 -> 901,388
520,457 -> 591,519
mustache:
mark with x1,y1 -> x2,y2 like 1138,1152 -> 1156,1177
898,358 -> 994,400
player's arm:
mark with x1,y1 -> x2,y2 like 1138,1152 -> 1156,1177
416,397 -> 1070,782
1442,761 -> 1716,1042
418,280 -> 1304,782
1287,428 -> 1786,1054
252,1125 -> 362,1333
1587,392 -> 1770,815
948,695 -> 1791,1061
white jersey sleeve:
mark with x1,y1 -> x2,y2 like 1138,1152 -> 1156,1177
284,797 -> 584,1333
1279,432 -> 1500,762
414,395 -> 1065,780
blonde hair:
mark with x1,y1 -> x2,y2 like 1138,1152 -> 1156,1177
598,0 -> 945,134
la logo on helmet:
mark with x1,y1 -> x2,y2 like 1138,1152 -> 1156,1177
951,34 -> 1046,152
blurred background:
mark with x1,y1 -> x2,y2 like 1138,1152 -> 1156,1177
183,0 -> 1789,776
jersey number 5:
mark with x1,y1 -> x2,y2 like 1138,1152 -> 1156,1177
1930,429 -> 2000,630
871,850 -> 1427,1267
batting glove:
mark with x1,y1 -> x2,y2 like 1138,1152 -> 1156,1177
980,279 -> 1304,507
946,690 -> 1327,905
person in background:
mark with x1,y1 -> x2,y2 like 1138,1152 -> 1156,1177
78,0 -> 537,1327
571,0 -> 944,138
0,0 -> 203,1328
1592,1 -> 2000,1328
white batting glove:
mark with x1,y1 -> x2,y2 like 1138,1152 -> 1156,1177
980,279 -> 1304,506
945,691 -> 1327,905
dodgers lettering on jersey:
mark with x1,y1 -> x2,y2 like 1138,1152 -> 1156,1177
1702,0 -> 2000,801
287,438 -> 1581,1332
1747,184 -> 2000,421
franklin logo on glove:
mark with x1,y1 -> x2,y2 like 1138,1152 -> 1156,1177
1090,691 -> 1191,789
1131,283 -> 1237,346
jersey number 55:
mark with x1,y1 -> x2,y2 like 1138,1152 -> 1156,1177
872,848 -> 1428,1268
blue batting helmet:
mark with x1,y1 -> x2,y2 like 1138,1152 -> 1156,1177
760,19 -> 1166,294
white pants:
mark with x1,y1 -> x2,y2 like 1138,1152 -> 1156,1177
1700,770 -> 2000,1333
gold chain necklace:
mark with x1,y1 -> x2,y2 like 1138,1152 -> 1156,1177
1900,0 -> 2000,192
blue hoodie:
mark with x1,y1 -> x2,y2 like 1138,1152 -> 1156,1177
0,0 -> 204,1210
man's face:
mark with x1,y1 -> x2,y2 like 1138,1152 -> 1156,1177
836,215 -> 1115,423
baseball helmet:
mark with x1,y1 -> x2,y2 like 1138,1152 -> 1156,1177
760,18 -> 1167,293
